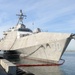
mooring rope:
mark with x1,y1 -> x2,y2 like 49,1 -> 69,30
22,45 -> 44,58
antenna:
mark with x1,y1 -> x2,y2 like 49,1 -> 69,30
16,10 -> 27,24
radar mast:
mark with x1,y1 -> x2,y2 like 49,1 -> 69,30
16,10 -> 27,24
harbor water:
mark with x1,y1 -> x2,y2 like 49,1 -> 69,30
0,51 -> 75,75
15,52 -> 75,75
60,52 -> 75,75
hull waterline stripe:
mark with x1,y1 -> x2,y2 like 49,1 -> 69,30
16,59 -> 65,67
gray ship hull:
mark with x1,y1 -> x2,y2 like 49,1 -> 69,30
0,32 -> 71,62
17,37 -> 71,62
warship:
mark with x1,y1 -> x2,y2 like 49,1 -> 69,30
0,10 -> 75,63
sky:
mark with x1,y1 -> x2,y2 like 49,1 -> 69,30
0,0 -> 75,50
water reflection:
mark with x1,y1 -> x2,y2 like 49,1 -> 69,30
14,58 -> 65,75
21,66 -> 64,75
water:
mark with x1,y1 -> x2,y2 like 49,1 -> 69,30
0,51 -> 75,75
60,52 -> 75,75
16,52 -> 75,75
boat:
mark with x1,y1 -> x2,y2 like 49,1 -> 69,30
0,10 -> 75,63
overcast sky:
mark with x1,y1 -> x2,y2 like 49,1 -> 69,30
0,0 -> 75,50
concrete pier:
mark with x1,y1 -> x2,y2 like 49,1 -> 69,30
0,65 -> 7,75
0,59 -> 17,75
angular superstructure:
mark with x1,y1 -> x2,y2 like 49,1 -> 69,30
0,10 -> 74,63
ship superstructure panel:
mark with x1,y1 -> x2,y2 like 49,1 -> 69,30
11,32 -> 71,50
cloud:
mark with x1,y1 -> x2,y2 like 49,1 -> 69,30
0,0 -> 75,50
0,0 -> 75,35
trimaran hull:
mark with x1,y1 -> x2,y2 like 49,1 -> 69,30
0,32 -> 71,62
17,36 -> 71,63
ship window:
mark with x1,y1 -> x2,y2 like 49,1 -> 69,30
20,34 -> 29,38
18,28 -> 32,32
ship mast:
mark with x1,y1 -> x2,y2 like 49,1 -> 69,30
16,10 -> 27,24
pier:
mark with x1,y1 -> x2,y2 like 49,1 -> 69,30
0,59 -> 16,75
